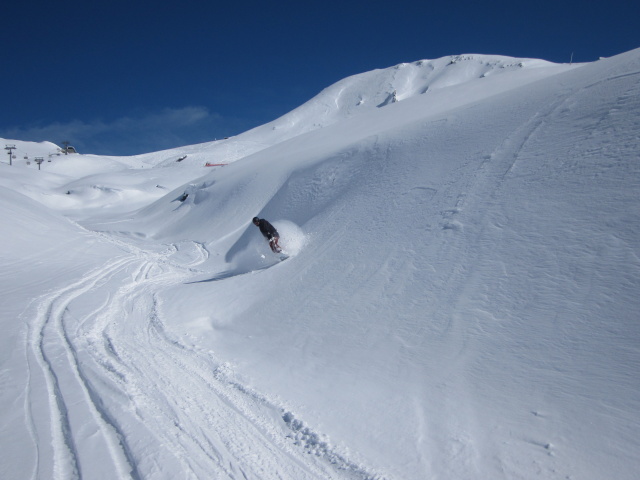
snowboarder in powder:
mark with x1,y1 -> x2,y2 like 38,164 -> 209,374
253,217 -> 282,253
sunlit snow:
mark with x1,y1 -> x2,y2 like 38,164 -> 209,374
1,50 -> 639,480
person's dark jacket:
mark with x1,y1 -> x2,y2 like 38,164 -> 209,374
257,219 -> 279,240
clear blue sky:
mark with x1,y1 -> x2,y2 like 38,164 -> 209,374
2,0 -> 638,156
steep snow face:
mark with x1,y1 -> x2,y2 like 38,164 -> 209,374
296,54 -> 562,115
235,54 -> 574,146
153,50 -> 640,480
1,49 -> 640,480
106,55 -> 578,242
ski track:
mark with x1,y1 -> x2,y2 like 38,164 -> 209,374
22,232 -> 386,480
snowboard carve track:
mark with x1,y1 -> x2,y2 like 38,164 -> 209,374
23,237 -> 385,480
26,256 -> 141,480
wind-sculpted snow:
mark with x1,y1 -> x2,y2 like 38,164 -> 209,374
189,221 -> 306,283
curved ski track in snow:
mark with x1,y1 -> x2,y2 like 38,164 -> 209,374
23,234 -> 384,480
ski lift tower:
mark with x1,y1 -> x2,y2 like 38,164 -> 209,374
5,144 -> 16,166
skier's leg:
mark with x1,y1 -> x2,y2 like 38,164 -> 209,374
271,237 -> 282,253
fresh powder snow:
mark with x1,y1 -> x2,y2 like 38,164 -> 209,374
1,50 -> 639,480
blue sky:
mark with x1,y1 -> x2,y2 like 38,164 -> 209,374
2,0 -> 638,156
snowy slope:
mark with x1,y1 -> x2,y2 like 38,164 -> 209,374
1,50 -> 639,480
89,54 -> 576,171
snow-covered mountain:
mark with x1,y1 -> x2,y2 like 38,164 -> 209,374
1,49 -> 639,480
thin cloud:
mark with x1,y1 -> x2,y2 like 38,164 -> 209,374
0,107 -> 236,156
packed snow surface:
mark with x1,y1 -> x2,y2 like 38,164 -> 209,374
1,51 -> 639,480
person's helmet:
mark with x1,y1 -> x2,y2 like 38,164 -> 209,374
252,217 -> 260,224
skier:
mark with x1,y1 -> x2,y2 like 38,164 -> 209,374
252,217 -> 282,253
